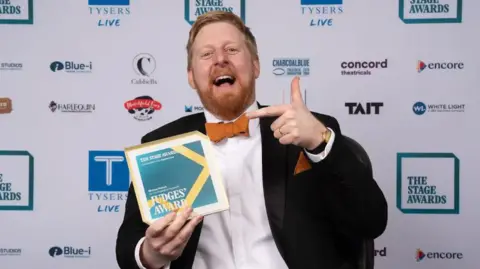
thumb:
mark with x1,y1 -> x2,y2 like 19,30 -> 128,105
290,76 -> 303,105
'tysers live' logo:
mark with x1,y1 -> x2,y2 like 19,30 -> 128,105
185,0 -> 246,25
397,152 -> 460,214
301,0 -> 344,27
399,0 -> 462,24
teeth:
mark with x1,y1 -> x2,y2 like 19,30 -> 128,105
215,75 -> 232,82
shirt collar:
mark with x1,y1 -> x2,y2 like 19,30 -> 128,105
203,101 -> 259,123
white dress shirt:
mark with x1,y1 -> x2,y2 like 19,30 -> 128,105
134,102 -> 335,269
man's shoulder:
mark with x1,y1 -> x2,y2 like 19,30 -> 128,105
141,112 -> 205,144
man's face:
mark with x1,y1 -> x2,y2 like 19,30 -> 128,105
188,22 -> 260,121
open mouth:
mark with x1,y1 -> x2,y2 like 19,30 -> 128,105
213,75 -> 236,87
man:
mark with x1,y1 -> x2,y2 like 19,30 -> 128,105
116,10 -> 388,269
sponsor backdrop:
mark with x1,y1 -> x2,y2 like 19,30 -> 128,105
1,0 -> 478,268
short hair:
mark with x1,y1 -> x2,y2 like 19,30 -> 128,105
186,11 -> 258,70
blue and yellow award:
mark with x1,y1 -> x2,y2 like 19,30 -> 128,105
124,131 -> 229,225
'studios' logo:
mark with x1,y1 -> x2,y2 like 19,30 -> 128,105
124,96 -> 162,121
0,248 -> 22,256
341,59 -> 388,75
50,61 -> 93,73
399,0 -> 462,24
272,58 -> 310,76
0,151 -> 34,211
185,105 -> 204,113
0,0 -> 33,25
49,101 -> 95,113
48,246 -> 92,258
185,0 -> 245,25
412,101 -> 465,115
416,248 -> 463,261
88,151 -> 130,213
132,53 -> 157,85
345,102 -> 383,115
301,0 -> 344,27
0,62 -> 22,71
397,152 -> 460,214
417,60 -> 464,73
88,0 -> 131,27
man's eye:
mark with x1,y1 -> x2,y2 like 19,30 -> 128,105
226,48 -> 238,53
201,52 -> 213,57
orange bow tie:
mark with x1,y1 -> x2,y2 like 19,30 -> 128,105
205,114 -> 250,143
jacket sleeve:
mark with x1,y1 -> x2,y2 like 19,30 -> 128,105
309,114 -> 388,240
115,137 -> 151,269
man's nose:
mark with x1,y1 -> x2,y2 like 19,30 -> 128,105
213,51 -> 229,66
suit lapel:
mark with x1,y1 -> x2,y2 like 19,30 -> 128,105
259,114 -> 288,260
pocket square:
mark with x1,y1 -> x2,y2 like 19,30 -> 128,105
294,151 -> 312,175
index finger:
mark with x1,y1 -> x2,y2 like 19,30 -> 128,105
246,104 -> 290,119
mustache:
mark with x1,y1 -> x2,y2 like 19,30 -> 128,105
210,65 -> 236,79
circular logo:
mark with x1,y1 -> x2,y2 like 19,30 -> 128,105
48,246 -> 63,257
133,53 -> 156,77
412,101 -> 426,115
272,68 -> 285,76
50,61 -> 64,72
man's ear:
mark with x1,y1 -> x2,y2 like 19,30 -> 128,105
188,69 -> 196,90
253,58 -> 260,79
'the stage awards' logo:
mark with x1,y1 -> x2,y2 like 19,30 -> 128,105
300,0 -> 344,27
0,150 -> 34,211
399,0 -> 462,24
397,152 -> 460,214
0,0 -> 34,24
88,0 -> 131,27
185,0 -> 245,25
88,151 -> 130,213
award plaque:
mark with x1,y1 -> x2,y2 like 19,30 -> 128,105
124,131 -> 229,225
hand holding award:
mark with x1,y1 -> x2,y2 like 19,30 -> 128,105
141,207 -> 202,267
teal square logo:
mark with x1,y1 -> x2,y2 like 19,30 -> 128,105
399,0 -> 462,24
184,0 -> 245,25
396,152 -> 459,214
0,0 -> 34,25
0,150 -> 34,210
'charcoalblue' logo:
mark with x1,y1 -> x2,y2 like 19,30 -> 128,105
272,58 -> 310,76
88,0 -> 131,27
300,0 -> 344,27
0,0 -> 33,25
185,0 -> 245,25
399,0 -> 462,24
396,152 -> 460,214
0,151 -> 34,211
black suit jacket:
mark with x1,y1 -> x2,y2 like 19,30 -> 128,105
116,105 -> 388,269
